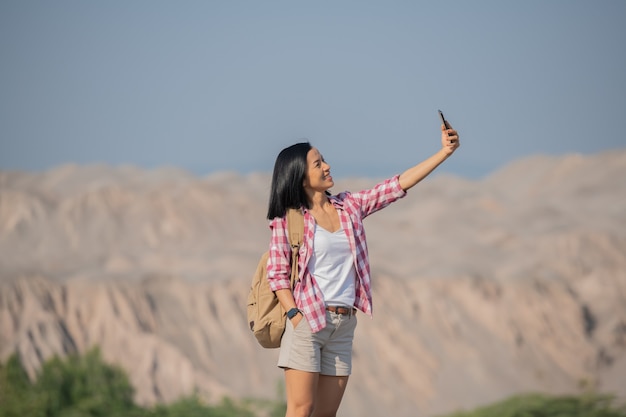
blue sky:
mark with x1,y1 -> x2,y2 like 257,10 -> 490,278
1,1 -> 625,180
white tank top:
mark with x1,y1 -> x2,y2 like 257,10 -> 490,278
308,224 -> 356,307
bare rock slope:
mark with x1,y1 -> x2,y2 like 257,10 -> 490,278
1,150 -> 625,416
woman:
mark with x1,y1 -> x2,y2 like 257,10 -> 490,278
266,123 -> 460,417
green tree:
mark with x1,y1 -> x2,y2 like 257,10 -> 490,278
0,353 -> 46,417
0,348 -> 139,417
33,347 -> 137,417
1,348 -> 260,417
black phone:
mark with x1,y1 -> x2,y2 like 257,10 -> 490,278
438,109 -> 451,129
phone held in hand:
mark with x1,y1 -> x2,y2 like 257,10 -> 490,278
438,109 -> 451,129
438,109 -> 457,144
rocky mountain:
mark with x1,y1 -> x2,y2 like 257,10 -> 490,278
1,150 -> 625,416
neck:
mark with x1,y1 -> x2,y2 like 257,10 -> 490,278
307,191 -> 329,210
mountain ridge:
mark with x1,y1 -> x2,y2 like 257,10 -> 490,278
1,149 -> 625,416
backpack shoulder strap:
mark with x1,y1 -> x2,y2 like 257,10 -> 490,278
286,208 -> 304,289
286,208 -> 304,248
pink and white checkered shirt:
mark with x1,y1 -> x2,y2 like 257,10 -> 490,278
266,175 -> 406,333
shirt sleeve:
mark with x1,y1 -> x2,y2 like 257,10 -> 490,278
342,175 -> 407,219
266,216 -> 292,292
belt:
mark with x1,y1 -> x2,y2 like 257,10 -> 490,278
326,306 -> 356,317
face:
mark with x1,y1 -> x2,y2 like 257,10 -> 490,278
303,147 -> 333,193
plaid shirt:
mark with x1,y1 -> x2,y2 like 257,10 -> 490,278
267,175 -> 406,333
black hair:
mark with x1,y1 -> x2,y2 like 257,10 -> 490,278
267,142 -> 312,220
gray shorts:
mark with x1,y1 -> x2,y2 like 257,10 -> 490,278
278,310 -> 357,376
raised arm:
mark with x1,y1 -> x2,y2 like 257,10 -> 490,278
398,124 -> 460,191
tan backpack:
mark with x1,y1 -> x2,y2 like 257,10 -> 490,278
247,208 -> 304,348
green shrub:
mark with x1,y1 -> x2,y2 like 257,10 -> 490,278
8,350 -> 622,417
441,392 -> 626,417
0,348 -> 138,417
0,354 -> 45,417
0,349 -> 260,417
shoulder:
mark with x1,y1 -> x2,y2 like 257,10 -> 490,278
269,216 -> 287,230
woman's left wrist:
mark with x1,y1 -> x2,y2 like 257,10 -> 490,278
287,307 -> 301,320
